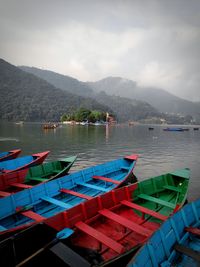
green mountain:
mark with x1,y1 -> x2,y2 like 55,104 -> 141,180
88,77 -> 200,121
20,66 -> 162,122
20,66 -> 93,97
0,59 -> 111,121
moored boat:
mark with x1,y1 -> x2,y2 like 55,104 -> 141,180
0,156 -> 77,197
0,168 -> 189,266
128,197 -> 200,267
0,151 -> 49,174
163,127 -> 185,132
0,149 -> 21,162
0,154 -> 138,237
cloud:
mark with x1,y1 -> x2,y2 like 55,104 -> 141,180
0,0 -> 200,101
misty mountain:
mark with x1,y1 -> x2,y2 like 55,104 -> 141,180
87,77 -> 200,120
0,59 -> 111,121
20,66 -> 162,122
20,66 -> 93,97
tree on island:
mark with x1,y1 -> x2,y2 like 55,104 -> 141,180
61,108 -> 107,123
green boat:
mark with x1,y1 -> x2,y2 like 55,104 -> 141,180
0,156 -> 77,195
0,168 -> 189,266
25,155 -> 77,184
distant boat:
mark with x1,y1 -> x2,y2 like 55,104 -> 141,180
0,155 -> 77,196
148,127 -> 154,130
43,123 -> 59,129
15,121 -> 24,125
128,197 -> 200,267
0,168 -> 190,266
193,127 -> 199,130
163,127 -> 185,132
0,149 -> 21,162
0,154 -> 138,236
0,151 -> 49,174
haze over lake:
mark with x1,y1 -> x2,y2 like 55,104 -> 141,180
0,122 -> 199,201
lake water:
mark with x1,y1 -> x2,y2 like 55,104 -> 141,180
0,122 -> 199,201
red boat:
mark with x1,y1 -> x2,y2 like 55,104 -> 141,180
0,168 -> 189,266
0,149 -> 21,162
0,151 -> 49,175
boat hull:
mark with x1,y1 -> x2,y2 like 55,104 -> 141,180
0,149 -> 21,162
0,154 -> 138,237
128,198 -> 200,267
0,156 -> 77,195
0,168 -> 189,266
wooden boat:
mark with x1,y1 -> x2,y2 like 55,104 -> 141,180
0,154 -> 138,237
0,149 -> 21,162
128,198 -> 200,267
0,151 -> 49,174
0,168 -> 189,266
0,156 -> 77,197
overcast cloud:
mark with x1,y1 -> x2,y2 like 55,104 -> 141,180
0,0 -> 200,101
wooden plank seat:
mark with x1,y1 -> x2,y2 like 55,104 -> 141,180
99,209 -> 153,237
163,185 -> 182,192
174,243 -> 200,262
40,196 -> 72,209
60,188 -> 92,200
10,183 -> 33,189
75,221 -> 125,254
75,182 -> 108,192
29,177 -> 49,182
121,200 -> 168,221
50,242 -> 90,267
138,194 -> 176,209
185,227 -> 200,237
92,175 -> 121,185
0,191 -> 11,197
21,210 -> 45,222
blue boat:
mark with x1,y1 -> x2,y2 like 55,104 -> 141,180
128,198 -> 200,267
0,151 -> 49,173
0,154 -> 138,236
0,149 -> 21,162
163,127 -> 185,131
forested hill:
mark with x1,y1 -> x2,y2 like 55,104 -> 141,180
20,66 -> 162,122
0,59 -> 111,121
20,66 -> 93,97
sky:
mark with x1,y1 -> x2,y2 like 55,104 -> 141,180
0,0 -> 200,101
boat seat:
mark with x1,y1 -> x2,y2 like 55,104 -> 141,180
29,177 -> 49,182
60,188 -> 92,200
75,221 -> 125,254
76,182 -> 108,192
174,244 -> 200,262
0,190 -> 11,197
40,196 -> 72,209
50,242 -> 90,267
121,200 -> 168,221
138,194 -> 176,209
92,175 -> 121,185
163,185 -> 182,192
21,210 -> 45,222
10,183 -> 33,189
99,209 -> 153,237
185,227 -> 200,237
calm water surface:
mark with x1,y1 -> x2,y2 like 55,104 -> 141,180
0,122 -> 199,201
